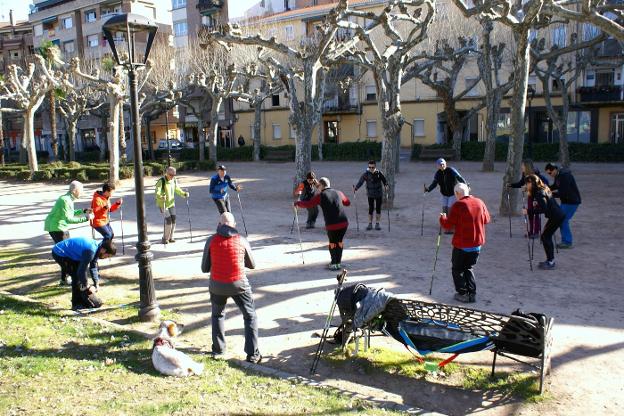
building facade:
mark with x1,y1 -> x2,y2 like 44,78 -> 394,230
231,0 -> 624,150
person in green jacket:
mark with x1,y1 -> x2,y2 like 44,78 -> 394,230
44,180 -> 93,285
155,167 -> 189,244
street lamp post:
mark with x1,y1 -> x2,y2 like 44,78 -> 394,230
103,13 -> 160,322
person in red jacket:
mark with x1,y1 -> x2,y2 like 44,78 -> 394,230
439,183 -> 490,303
91,182 -> 123,241
201,212 -> 261,364
295,177 -> 351,271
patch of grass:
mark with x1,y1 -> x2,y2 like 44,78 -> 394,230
0,295 -> 400,415
325,344 -> 548,403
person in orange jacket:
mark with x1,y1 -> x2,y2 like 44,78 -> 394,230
91,182 -> 123,241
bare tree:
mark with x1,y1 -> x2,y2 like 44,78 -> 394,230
0,91 -> 22,166
544,0 -> 624,42
201,4 -> 351,183
531,29 -> 608,168
333,0 -> 435,206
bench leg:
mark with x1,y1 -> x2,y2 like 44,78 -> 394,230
491,350 -> 498,378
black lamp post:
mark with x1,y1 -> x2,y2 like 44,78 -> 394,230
103,13 -> 160,322
527,85 -> 536,159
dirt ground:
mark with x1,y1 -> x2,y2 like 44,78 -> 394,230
1,160 -> 623,415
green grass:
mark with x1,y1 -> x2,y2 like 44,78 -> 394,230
325,344 -> 549,403
0,295 -> 399,415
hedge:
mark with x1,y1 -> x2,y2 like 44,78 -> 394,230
412,142 -> 624,163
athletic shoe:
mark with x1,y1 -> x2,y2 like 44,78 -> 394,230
366,223 -> 373,231
556,243 -> 572,249
454,293 -> 475,303
168,238 -> 176,243
246,354 -> 262,364
538,260 -> 556,270
375,223 -> 381,230
210,352 -> 225,360
306,223 -> 314,229
161,238 -> 168,244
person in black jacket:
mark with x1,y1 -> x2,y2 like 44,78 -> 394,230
545,163 -> 581,249
354,160 -> 388,231
525,174 -> 565,270
294,171 -> 319,229
507,159 -> 549,238
295,177 -> 351,271
424,158 -> 466,233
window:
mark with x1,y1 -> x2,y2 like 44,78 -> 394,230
289,123 -> 296,139
63,41 -> 75,54
271,94 -> 280,107
285,25 -> 294,41
528,29 -> 537,42
366,120 -> 377,138
528,75 -> 537,93
413,119 -> 425,137
596,70 -> 614,87
566,111 -> 591,143
465,77 -> 479,96
250,125 -> 255,140
551,77 -> 564,91
34,24 -> 43,37
365,85 -> 376,101
173,21 -> 188,37
87,34 -> 99,48
583,23 -> 600,41
62,17 -> 73,29
272,124 -> 282,140
172,0 -> 186,9
551,25 -> 566,48
611,113 -> 624,144
496,113 -> 512,141
85,10 -> 97,23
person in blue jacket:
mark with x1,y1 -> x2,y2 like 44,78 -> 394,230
209,165 -> 242,214
52,237 -> 116,310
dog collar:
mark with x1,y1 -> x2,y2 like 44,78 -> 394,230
153,337 -> 174,349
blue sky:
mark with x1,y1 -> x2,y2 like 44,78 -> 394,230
1,0 -> 258,22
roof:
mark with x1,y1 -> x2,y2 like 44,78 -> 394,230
0,20 -> 32,31
253,0 -> 385,25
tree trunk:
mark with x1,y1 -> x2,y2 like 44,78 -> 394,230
556,117 -> 569,168
49,91 -> 58,161
292,113 -> 312,185
119,107 -> 126,163
380,116 -> 400,208
109,99 -> 121,183
198,118 -> 205,162
253,104 -> 262,162
24,110 -> 38,173
146,118 -> 155,161
68,120 -> 77,162
99,117 -> 107,162
317,120 -> 323,161
208,98 -> 222,163
501,30 -> 530,216
0,110 -> 4,166
481,95 -> 501,172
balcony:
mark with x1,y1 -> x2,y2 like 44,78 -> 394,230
197,0 -> 224,15
323,94 -> 361,115
578,85 -> 623,103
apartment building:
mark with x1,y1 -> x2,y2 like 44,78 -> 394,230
172,0 -> 227,48
232,0 -> 624,149
0,11 -> 33,73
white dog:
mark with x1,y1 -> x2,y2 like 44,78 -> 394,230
152,320 -> 204,377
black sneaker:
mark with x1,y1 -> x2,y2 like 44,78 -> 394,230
366,223 -> 373,231
168,238 -> 176,243
538,260 -> 556,270
246,354 -> 262,364
454,293 -> 475,303
375,223 -> 381,230
210,352 -> 225,360
556,243 -> 572,249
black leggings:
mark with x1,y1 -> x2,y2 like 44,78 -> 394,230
49,232 -> 69,278
327,227 -> 347,265
368,197 -> 382,215
541,217 -> 564,261
213,197 -> 231,214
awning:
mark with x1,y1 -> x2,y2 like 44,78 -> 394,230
41,16 -> 58,25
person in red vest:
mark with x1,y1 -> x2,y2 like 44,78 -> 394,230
91,182 -> 123,241
439,183 -> 491,303
201,212 -> 261,363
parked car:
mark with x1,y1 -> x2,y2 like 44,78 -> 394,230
158,140 -> 183,150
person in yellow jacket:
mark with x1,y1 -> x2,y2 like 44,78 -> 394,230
44,180 -> 93,284
155,166 -> 189,244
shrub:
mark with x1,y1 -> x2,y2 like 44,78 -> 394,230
0,169 -> 18,179
16,170 -> 32,181
143,165 -> 154,177
75,170 -> 88,182
315,141 -> 382,161
97,171 -> 110,181
75,151 -> 101,163
32,170 -> 54,181
179,148 -> 199,161
197,160 -> 216,171
120,166 -> 134,179
215,146 -> 253,161
67,161 -> 82,169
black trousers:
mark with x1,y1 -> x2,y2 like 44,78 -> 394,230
541,217 -> 564,261
213,197 -> 231,214
451,248 -> 479,296
327,227 -> 347,265
52,252 -> 83,308
306,206 -> 319,225
368,197 -> 382,215
49,231 -> 69,279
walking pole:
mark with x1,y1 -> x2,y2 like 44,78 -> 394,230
290,214 -> 296,235
428,225 -> 443,295
293,206 -> 305,264
352,186 -> 359,232
421,185 -> 427,237
162,202 -> 168,246
185,196 -> 193,243
506,190 -> 512,238
310,269 -> 347,375
386,187 -> 390,232
236,192 -> 248,237
523,213 -> 533,272
119,205 -> 125,255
